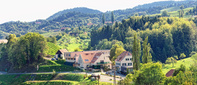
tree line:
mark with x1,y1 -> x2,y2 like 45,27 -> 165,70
0,33 -> 48,69
90,16 -> 197,63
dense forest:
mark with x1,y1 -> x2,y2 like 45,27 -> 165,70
90,16 -> 197,63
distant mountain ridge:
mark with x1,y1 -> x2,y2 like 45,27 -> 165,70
47,7 -> 102,20
0,0 -> 197,39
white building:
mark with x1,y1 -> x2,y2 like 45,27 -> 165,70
115,51 -> 133,74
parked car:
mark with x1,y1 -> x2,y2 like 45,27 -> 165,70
51,58 -> 56,60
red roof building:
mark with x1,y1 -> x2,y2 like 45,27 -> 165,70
166,69 -> 175,77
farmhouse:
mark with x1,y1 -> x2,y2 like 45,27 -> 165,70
115,51 -> 133,74
55,49 -> 68,59
56,50 -> 111,69
77,52 -> 112,70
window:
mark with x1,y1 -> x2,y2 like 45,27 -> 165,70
74,58 -> 76,60
126,58 -> 129,61
116,63 -> 120,65
85,59 -> 89,61
130,58 -> 132,60
122,63 -> 126,66
128,63 -> 132,66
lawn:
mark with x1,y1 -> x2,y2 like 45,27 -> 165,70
162,57 -> 196,74
38,59 -> 79,72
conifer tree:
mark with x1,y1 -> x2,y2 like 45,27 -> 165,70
142,37 -> 152,64
132,34 -> 141,70
111,11 -> 115,24
102,14 -> 105,25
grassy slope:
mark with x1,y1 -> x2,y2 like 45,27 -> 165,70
168,7 -> 193,18
160,7 -> 180,13
23,74 -> 112,85
47,42 -> 60,55
38,59 -> 78,72
149,7 -> 193,19
57,34 -> 89,52
162,56 -> 196,74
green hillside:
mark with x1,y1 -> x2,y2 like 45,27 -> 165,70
56,34 -> 89,52
160,7 -> 180,13
162,57 -> 196,74
168,7 -> 193,18
47,42 -> 60,55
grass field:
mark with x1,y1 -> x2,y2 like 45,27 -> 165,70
38,59 -> 79,72
162,56 -> 196,74
23,73 -> 112,85
148,7 -> 194,19
160,7 -> 180,13
168,7 -> 193,18
57,34 -> 90,52
47,42 -> 60,55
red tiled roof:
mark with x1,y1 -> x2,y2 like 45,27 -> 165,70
91,52 -> 103,63
64,50 -> 110,63
115,51 -> 132,62
80,52 -> 96,63
166,69 -> 175,77
59,49 -> 68,53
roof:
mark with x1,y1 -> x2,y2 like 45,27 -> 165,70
166,69 -> 175,77
64,50 -> 110,58
0,39 -> 8,44
59,49 -> 68,53
91,52 -> 103,63
80,52 -> 96,63
115,51 -> 132,62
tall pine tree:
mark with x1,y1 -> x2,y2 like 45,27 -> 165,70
111,11 -> 115,24
132,34 -> 141,70
142,37 -> 152,64
102,14 -> 105,25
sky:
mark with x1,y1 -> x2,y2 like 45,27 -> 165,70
0,0 -> 172,24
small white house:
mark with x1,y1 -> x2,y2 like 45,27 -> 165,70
55,49 -> 68,59
115,51 -> 133,74
77,52 -> 112,70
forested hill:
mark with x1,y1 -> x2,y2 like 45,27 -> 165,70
1,0 -> 197,39
0,12 -> 101,39
90,16 -> 197,63
47,7 -> 102,20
